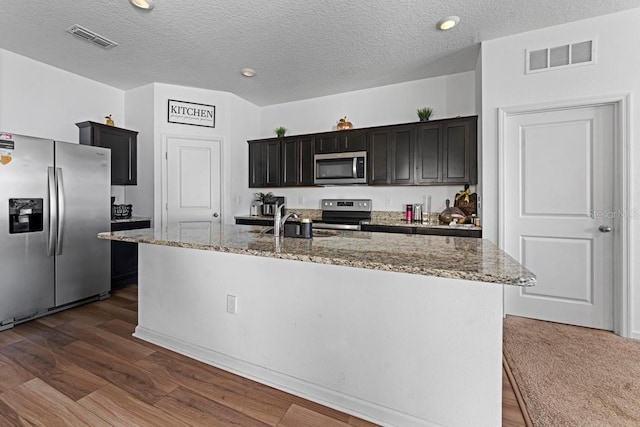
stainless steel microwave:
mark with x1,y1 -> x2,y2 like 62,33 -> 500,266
314,151 -> 367,185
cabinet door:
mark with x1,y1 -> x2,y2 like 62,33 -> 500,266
264,140 -> 281,187
390,126 -> 414,184
299,137 -> 315,186
248,141 -> 266,187
89,125 -> 137,185
281,138 -> 298,187
415,123 -> 442,184
368,129 -> 390,184
341,130 -> 367,152
442,119 -> 473,184
315,133 -> 339,153
76,122 -> 138,185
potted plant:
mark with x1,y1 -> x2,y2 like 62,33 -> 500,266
416,107 -> 433,122
254,192 -> 273,215
274,126 -> 287,138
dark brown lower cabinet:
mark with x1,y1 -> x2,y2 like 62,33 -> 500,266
110,220 -> 151,289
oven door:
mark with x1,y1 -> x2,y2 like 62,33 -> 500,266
314,151 -> 367,185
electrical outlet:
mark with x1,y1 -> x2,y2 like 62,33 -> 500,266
298,196 -> 304,205
385,197 -> 392,207
226,294 -> 237,315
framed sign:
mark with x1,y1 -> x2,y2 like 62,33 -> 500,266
168,99 -> 216,128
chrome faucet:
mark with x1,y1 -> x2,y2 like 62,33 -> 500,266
280,212 -> 300,234
274,203 -> 298,237
273,203 -> 285,237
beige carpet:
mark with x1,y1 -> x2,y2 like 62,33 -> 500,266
503,316 -> 640,427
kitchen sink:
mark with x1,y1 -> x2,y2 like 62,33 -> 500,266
248,227 -> 339,238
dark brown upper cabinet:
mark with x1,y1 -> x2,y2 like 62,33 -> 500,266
415,122 -> 443,184
415,117 -> 477,185
76,121 -> 138,185
315,129 -> 367,153
281,136 -> 315,187
247,115 -> 477,188
248,139 -> 281,188
367,125 -> 415,185
442,118 -> 477,184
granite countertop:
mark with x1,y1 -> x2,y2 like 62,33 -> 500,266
111,216 -> 152,224
99,224 -> 535,286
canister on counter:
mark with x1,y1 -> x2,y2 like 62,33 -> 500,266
405,204 -> 413,222
300,218 -> 313,239
413,204 -> 423,223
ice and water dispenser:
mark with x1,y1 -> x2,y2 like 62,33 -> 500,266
9,198 -> 43,234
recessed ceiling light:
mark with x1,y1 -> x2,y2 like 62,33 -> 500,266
241,68 -> 256,77
130,0 -> 155,10
437,16 -> 460,31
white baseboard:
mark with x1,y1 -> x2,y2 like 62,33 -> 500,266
133,326 -> 438,427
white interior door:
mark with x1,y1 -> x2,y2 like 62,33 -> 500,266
165,137 -> 221,230
503,104 -> 614,330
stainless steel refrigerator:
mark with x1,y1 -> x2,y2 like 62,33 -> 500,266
0,132 -> 111,330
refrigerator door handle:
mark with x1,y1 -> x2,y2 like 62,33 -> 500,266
55,168 -> 65,255
47,167 -> 57,256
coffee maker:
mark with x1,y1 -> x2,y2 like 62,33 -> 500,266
262,196 -> 286,216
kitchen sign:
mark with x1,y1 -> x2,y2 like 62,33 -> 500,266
168,99 -> 216,128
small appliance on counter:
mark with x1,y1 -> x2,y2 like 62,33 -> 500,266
262,196 -> 286,216
250,200 -> 261,216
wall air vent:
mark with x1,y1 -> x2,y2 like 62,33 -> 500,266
66,25 -> 118,49
526,40 -> 595,74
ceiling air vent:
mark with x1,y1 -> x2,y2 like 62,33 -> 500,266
526,40 -> 594,74
66,25 -> 118,49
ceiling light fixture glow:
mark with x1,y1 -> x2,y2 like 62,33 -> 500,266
241,68 -> 256,77
130,0 -> 155,10
437,16 -> 460,31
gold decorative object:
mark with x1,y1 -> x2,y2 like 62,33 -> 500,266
454,185 -> 478,216
105,115 -> 115,126
439,199 -> 467,225
337,116 -> 353,130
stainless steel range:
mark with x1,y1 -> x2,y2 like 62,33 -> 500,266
314,199 -> 372,231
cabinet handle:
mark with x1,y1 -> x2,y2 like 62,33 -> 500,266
128,142 -> 132,181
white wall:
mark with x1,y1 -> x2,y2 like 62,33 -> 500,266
481,8 -> 640,337
124,84 -> 155,217
252,72 -> 478,214
149,83 -> 261,226
0,49 -> 124,142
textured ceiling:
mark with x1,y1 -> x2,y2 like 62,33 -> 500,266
0,1 -> 639,106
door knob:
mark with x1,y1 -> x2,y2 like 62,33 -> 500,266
599,225 -> 612,233
213,212 -> 219,218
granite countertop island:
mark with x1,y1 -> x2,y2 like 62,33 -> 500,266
99,224 -> 534,286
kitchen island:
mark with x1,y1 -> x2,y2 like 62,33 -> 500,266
99,225 -> 534,427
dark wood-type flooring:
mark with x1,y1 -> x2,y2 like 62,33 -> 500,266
0,285 -> 527,426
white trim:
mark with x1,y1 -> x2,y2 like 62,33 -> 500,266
160,134 -> 224,229
133,326 -> 435,427
498,94 -> 631,338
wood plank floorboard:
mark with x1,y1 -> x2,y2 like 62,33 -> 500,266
0,339 -> 108,401
0,378 -> 110,426
0,285 -> 527,426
